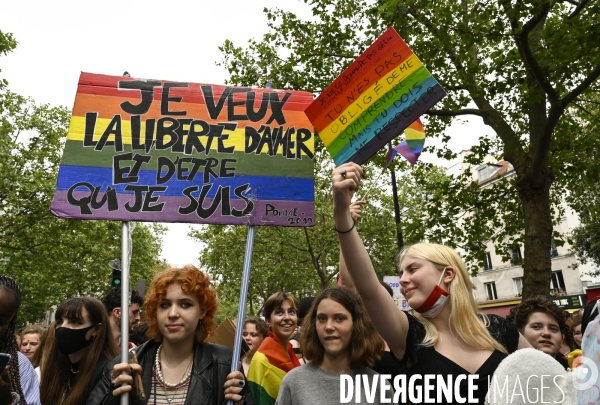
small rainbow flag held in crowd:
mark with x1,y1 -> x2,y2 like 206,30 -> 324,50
386,118 -> 425,167
359,118 -> 425,200
248,334 -> 301,405
305,27 -> 445,166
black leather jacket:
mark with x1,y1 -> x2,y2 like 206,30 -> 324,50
87,339 -> 254,405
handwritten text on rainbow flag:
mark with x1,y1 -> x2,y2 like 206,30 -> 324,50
51,73 -> 315,226
305,27 -> 446,165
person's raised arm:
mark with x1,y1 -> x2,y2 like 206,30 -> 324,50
332,163 -> 409,360
338,201 -> 365,290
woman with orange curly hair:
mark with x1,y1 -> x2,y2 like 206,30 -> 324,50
88,265 -> 251,405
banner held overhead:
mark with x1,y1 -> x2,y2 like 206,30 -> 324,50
305,27 -> 446,166
51,73 -> 315,227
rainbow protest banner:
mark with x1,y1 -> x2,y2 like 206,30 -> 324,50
50,73 -> 315,226
305,27 -> 446,166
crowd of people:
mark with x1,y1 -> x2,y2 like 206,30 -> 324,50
1,162 -> 598,405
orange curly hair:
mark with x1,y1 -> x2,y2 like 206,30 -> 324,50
145,265 -> 218,343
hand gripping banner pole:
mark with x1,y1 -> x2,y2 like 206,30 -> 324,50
227,225 -> 255,405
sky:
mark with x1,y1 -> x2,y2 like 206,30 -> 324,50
0,0 -> 489,267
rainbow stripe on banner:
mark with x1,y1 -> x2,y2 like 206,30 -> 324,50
248,336 -> 300,405
305,27 -> 445,166
50,73 -> 316,226
386,118 -> 426,166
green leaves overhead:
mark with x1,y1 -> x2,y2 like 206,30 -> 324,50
218,0 -> 600,298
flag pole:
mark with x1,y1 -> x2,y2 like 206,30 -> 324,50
120,221 -> 130,405
359,166 -> 387,201
227,80 -> 275,404
120,72 -> 132,405
388,142 -> 404,252
227,225 -> 255,405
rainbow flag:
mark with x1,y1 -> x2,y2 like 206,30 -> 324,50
248,335 -> 300,405
50,73 -> 316,227
385,118 -> 426,166
305,27 -> 445,166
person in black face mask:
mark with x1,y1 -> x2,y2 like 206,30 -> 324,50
39,297 -> 118,405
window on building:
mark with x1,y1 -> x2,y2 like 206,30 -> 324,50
513,278 -> 523,297
550,270 -> 567,296
483,252 -> 493,271
477,164 -> 502,182
509,246 -> 522,265
550,239 -> 559,258
485,282 -> 498,300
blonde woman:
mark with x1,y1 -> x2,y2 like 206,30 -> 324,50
332,163 -> 531,404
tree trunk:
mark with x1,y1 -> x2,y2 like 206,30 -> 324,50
518,167 -> 554,298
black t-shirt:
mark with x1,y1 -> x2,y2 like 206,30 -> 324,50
372,350 -> 401,380
394,313 -> 520,405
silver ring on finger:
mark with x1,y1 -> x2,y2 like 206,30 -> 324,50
341,169 -> 347,178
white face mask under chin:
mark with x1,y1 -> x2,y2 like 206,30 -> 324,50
414,268 -> 450,318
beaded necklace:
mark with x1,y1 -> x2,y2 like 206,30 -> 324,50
153,344 -> 193,404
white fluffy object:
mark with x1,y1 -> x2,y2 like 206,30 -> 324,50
485,348 -> 577,405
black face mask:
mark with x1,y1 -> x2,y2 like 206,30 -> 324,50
55,324 -> 96,355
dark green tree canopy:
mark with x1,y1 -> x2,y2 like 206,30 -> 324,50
218,0 -> 600,298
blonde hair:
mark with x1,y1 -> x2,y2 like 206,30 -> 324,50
400,243 -> 507,354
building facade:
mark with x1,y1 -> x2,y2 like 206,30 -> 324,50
447,154 -> 598,316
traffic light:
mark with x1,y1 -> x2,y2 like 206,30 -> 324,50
109,259 -> 122,287
111,269 -> 122,286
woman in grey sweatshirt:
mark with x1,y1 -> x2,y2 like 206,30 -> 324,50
276,286 -> 391,405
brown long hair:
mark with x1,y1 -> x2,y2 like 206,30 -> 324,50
301,286 -> 384,370
40,297 -> 118,405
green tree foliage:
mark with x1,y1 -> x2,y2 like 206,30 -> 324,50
563,91 -> 600,275
0,31 -> 166,323
0,30 -> 16,90
571,221 -> 600,276
218,0 -> 600,297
